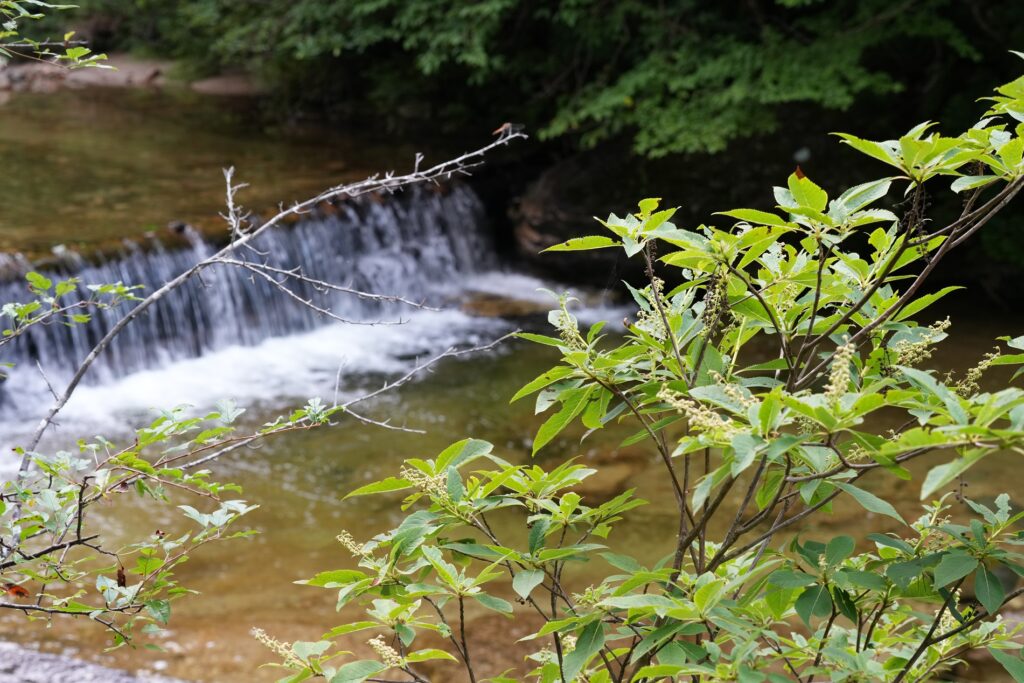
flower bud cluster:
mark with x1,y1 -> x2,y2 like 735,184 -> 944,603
938,592 -> 962,633
826,342 -> 855,405
368,635 -> 404,669
892,318 -> 950,367
251,628 -> 302,668
710,371 -> 756,409
659,386 -> 739,439
337,530 -> 370,558
572,584 -> 603,607
554,298 -> 586,350
700,272 -> 728,335
956,348 -> 999,397
775,282 -> 801,317
635,278 -> 667,340
400,466 -> 448,500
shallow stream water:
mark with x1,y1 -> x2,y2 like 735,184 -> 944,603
0,87 -> 1021,682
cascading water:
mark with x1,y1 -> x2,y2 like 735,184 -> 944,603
0,184 -> 494,406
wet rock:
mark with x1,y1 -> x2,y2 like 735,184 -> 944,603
0,63 -> 64,93
0,55 -> 169,93
0,54 -> 263,96
65,55 -> 168,88
511,152 -> 642,285
0,642 -> 186,683
573,462 -> 638,502
461,293 -> 550,318
190,73 -> 266,97
572,447 -> 652,503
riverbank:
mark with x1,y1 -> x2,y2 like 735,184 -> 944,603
0,53 -> 264,97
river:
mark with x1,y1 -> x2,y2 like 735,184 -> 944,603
0,86 -> 1019,682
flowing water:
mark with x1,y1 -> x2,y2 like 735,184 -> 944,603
0,87 -> 1020,682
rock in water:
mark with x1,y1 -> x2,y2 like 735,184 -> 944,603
0,642 -> 186,683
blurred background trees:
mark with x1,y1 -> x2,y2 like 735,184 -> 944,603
71,1 -> 1024,156
36,1 -> 1024,298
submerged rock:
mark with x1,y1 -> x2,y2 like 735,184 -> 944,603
0,642 -> 186,683
573,447 -> 652,503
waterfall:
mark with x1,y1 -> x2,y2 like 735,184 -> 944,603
0,184 -> 493,389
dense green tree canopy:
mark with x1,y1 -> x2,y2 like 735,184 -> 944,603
83,0 -> 1023,156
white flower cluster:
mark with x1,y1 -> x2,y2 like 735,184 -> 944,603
251,628 -> 302,668
659,386 -> 739,439
826,342 -> 855,405
892,318 -> 950,367
368,635 -> 404,669
337,530 -> 370,558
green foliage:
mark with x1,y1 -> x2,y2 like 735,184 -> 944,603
0,273 -> 140,371
1,1 -> 107,66
79,1 -> 1024,156
1,402 -> 258,645
0,268 -> 355,645
259,63 -> 1024,682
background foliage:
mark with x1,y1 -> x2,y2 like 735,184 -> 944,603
75,0 -> 1024,157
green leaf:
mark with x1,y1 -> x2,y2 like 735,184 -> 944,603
921,450 -> 988,500
831,586 -> 858,621
344,477 -> 411,499
529,518 -> 550,554
632,665 -> 685,680
794,584 -> 832,626
786,173 -> 828,211
599,552 -> 641,573
446,467 -> 464,502
989,648 -> 1024,683
933,552 -> 978,587
293,640 -> 331,663
435,438 -> 493,471
511,366 -> 575,403
693,578 -> 727,613
145,599 -> 170,624
474,593 -> 513,615
717,208 -> 791,228
599,594 -> 677,611
25,271 -> 52,291
837,569 -> 886,591
396,624 -> 416,647
866,533 -> 913,554
836,178 -> 891,212
836,134 -> 900,168
512,569 -> 545,600
330,660 -> 387,683
767,569 -> 818,589
951,175 -> 999,193
975,566 -> 1006,615
887,560 -> 924,589
405,649 -> 458,663
532,386 -> 594,455
898,365 -> 968,424
562,620 -> 605,681
835,483 -> 906,525
298,569 -> 367,587
543,235 -> 619,252
825,536 -> 855,568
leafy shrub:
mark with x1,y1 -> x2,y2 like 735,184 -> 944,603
263,60 -> 1024,682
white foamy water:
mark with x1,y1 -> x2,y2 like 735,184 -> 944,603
0,270 -> 625,468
